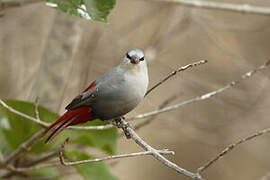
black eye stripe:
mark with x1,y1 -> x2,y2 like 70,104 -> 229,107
126,53 -> 132,59
140,57 -> 144,61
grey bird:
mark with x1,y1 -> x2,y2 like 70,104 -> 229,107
43,48 -> 149,143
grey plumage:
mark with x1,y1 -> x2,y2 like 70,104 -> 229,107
66,49 -> 149,120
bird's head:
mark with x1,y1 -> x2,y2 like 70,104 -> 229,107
124,49 -> 145,65
120,48 -> 148,74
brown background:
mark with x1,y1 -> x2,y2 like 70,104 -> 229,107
1,0 -> 270,179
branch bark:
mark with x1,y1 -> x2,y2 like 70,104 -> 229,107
1,60 -> 269,179
197,127 -> 270,173
126,59 -> 270,121
59,138 -> 175,166
0,60 -> 208,131
145,60 -> 207,96
154,0 -> 270,16
2,130 -> 45,165
0,0 -> 40,10
113,118 -> 202,179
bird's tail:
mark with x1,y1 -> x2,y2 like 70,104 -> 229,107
43,106 -> 93,143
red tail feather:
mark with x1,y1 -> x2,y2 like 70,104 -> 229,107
43,106 -> 94,143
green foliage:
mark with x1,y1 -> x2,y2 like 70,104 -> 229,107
66,149 -> 118,180
71,120 -> 117,155
0,100 -> 58,153
0,130 -> 11,155
45,0 -> 116,22
29,167 -> 60,179
0,100 -> 118,179
85,0 -> 116,22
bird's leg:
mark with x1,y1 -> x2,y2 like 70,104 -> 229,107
114,117 -> 132,139
106,118 -> 121,128
112,117 -> 123,128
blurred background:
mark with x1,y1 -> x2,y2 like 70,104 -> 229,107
1,0 -> 270,179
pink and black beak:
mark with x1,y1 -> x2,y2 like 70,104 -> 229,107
126,53 -> 144,64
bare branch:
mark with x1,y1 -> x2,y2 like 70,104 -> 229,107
197,127 -> 270,173
1,142 -> 58,173
126,60 -> 270,121
0,0 -> 40,10
0,165 -> 28,178
0,60 -> 207,131
2,130 -> 45,165
1,162 -> 59,173
1,60 -> 269,133
0,132 -> 57,176
1,60 -> 268,179
25,150 -> 58,167
0,99 -> 50,128
122,94 -> 180,137
145,60 -> 207,96
34,97 -> 41,121
0,99 -> 113,130
59,138 -> 175,166
113,118 -> 202,179
260,171 -> 270,180
154,0 -> 270,16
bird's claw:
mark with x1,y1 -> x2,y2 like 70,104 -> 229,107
114,117 -> 132,139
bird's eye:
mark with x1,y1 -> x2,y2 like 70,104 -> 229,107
139,57 -> 144,61
126,53 -> 132,59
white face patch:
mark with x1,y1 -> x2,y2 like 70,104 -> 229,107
126,49 -> 145,60
124,48 -> 145,65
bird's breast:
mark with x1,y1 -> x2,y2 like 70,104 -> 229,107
92,69 -> 148,120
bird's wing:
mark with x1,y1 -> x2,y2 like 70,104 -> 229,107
65,81 -> 97,110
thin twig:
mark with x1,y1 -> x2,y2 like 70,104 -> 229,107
113,118 -> 202,179
2,162 -> 59,173
126,59 -> 270,121
145,60 -> 207,96
260,171 -> 270,180
121,94 -> 180,137
25,150 -> 58,167
1,60 -> 269,133
197,127 -> 270,173
0,99 -> 49,127
59,138 -> 175,166
0,61 -> 207,131
34,97 -> 41,121
154,0 -> 270,16
1,140 -> 58,173
0,0 -> 40,9
0,167 -> 28,179
1,60 -> 269,132
0,99 -> 113,130
3,130 -> 45,165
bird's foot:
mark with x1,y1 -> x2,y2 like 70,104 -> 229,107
114,117 -> 132,139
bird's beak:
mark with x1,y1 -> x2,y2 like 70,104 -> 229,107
130,58 -> 140,64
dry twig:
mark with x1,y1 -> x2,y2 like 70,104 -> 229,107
2,162 -> 59,173
0,60 -> 207,131
113,118 -> 202,179
1,60 -> 269,179
1,59 -> 269,133
126,59 -> 270,122
124,93 -> 180,136
2,130 -> 45,165
0,0 -> 40,11
197,127 -> 270,173
34,97 -> 41,121
261,171 -> 270,180
154,0 -> 270,16
59,138 -> 175,166
25,150 -> 58,167
0,99 -> 113,130
145,60 -> 207,96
